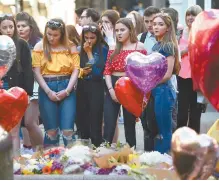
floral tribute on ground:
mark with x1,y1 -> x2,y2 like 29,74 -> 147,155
13,141 -> 174,179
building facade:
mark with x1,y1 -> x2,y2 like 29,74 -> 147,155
170,0 -> 219,26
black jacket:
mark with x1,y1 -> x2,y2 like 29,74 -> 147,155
6,38 -> 34,96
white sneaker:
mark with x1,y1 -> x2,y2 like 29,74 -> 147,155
20,147 -> 34,156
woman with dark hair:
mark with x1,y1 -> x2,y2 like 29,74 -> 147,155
66,25 -> 81,47
100,9 -> 120,143
32,18 -> 79,147
100,9 -> 120,48
16,12 -> 42,49
76,22 -> 108,147
16,12 -> 43,150
0,14 -> 34,156
103,18 -> 146,148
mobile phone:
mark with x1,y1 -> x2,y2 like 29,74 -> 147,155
84,66 -> 91,70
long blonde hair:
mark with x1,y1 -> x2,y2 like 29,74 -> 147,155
110,18 -> 138,62
154,13 -> 180,75
43,18 -> 69,61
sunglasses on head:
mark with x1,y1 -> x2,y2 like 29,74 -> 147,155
83,25 -> 97,33
0,14 -> 13,19
47,20 -> 63,28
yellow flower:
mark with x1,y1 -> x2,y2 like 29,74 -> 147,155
52,169 -> 63,174
129,163 -> 140,169
46,160 -> 53,167
22,169 -> 34,175
128,154 -> 139,162
128,154 -> 141,169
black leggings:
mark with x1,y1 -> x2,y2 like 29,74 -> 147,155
76,79 -> 104,147
177,77 -> 202,133
103,76 -> 136,147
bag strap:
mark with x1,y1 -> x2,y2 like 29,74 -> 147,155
140,32 -> 148,43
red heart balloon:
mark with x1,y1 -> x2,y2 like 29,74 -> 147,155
0,87 -> 28,132
189,9 -> 219,111
115,77 -> 150,118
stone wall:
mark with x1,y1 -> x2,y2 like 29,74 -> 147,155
75,0 -> 107,13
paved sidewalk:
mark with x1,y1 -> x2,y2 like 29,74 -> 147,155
118,104 -> 219,151
37,104 -> 218,151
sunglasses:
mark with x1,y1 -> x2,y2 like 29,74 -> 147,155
47,20 -> 63,28
0,14 -> 13,19
83,25 -> 97,33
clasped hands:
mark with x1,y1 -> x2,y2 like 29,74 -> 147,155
47,89 -> 69,102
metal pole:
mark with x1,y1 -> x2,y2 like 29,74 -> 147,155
20,0 -> 23,11
0,127 -> 13,179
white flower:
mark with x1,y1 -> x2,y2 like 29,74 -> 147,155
115,164 -> 131,172
23,164 -> 39,172
63,165 -> 81,174
139,151 -> 172,166
14,162 -> 21,173
62,145 -> 92,164
28,159 -> 38,165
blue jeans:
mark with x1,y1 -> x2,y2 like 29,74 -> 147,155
2,81 -> 9,90
152,81 -> 176,153
38,78 -> 76,147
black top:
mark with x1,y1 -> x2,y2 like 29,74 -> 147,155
4,38 -> 34,96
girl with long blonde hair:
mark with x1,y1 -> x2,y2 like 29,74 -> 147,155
151,13 -> 180,153
32,18 -> 79,147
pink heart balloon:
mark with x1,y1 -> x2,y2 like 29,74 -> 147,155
172,127 -> 218,180
126,52 -> 167,95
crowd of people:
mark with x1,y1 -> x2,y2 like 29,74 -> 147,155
0,4 -> 207,157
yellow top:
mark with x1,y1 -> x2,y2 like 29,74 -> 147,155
32,42 -> 80,75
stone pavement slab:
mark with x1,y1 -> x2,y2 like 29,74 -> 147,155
14,175 -> 133,180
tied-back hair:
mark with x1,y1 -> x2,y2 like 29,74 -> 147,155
0,15 -> 21,72
127,11 -> 146,35
101,9 -> 120,26
43,18 -> 69,61
153,13 -> 180,75
16,12 -> 43,48
110,18 -> 138,62
66,25 -> 81,46
80,22 -> 108,69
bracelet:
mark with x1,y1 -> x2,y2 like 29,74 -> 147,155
108,87 -> 113,91
65,89 -> 70,96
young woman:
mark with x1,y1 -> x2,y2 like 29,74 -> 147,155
100,9 -> 120,48
177,5 -> 203,133
100,9 -> 120,143
103,18 -> 146,148
16,12 -> 43,149
32,18 -> 79,147
0,14 -> 34,156
126,11 -> 146,36
76,22 -> 108,147
151,13 -> 180,153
